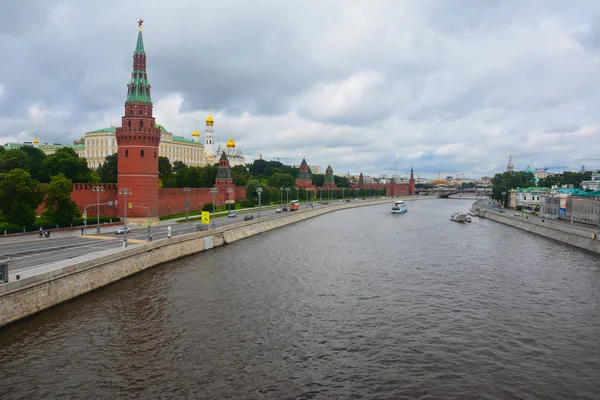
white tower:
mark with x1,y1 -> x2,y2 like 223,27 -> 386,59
204,112 -> 215,156
507,153 -> 514,172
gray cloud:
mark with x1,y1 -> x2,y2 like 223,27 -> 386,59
2,0 -> 600,178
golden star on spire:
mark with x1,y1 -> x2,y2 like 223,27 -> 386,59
138,18 -> 144,31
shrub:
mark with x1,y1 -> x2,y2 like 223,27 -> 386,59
202,203 -> 214,212
516,205 -> 522,211
240,199 -> 255,208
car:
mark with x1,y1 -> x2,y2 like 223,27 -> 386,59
275,208 -> 282,213
282,207 -> 289,212
514,212 -> 521,216
494,208 -> 499,211
228,212 -> 237,218
346,199 -> 351,202
115,226 -> 130,234
244,214 -> 254,221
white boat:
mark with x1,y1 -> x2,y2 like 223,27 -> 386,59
451,212 -> 468,223
391,200 -> 407,214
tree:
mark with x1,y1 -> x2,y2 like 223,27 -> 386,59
0,146 -> 5,156
19,146 -> 47,180
245,179 -> 271,204
267,172 -> 296,188
231,165 -> 251,186
42,173 -> 81,226
0,149 -> 30,173
40,147 -> 96,183
491,171 -> 535,205
97,153 -> 118,183
0,169 -> 44,227
158,156 -> 173,179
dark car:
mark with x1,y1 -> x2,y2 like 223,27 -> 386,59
282,207 -> 288,212
244,214 -> 254,221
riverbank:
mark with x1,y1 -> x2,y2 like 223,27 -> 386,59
478,209 -> 600,254
0,197 -> 418,328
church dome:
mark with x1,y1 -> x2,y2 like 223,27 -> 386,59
192,130 -> 200,137
227,136 -> 236,148
206,113 -> 214,124
33,138 -> 39,144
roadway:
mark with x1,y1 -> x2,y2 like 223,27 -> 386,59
0,202 -> 338,273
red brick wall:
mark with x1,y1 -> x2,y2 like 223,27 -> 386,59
36,183 -> 119,217
158,186 -> 247,215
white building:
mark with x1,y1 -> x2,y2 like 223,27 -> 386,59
580,170 -> 600,191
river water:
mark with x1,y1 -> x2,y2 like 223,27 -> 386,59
1,199 -> 599,399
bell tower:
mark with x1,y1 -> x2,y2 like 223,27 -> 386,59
115,19 -> 161,223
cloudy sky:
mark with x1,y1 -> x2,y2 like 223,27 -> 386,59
1,0 -> 600,179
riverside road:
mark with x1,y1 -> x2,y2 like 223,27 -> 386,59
0,202 -> 346,272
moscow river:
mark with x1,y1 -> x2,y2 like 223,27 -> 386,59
1,199 -> 599,399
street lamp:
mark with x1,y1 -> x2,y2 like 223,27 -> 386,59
93,185 -> 104,233
226,187 -> 232,214
168,205 -> 171,218
279,187 -> 284,205
285,187 -> 290,204
295,187 -> 299,200
210,188 -> 218,229
118,188 -> 132,247
183,187 -> 191,222
319,188 -> 323,201
256,187 -> 263,218
342,187 -> 345,199
502,191 -> 506,208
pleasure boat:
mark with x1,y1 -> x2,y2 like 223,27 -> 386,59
392,200 -> 408,214
451,212 -> 468,223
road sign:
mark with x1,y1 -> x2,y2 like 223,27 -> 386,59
108,201 -> 113,206
83,211 -> 87,218
201,211 -> 210,225
128,203 -> 133,209
147,219 -> 151,227
184,201 -> 189,207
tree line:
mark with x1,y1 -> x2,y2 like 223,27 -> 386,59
0,146 -> 96,230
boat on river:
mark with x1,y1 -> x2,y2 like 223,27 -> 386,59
391,200 -> 407,214
451,212 -> 470,223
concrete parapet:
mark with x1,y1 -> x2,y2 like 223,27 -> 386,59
480,210 -> 600,254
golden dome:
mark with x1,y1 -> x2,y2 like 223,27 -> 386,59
226,136 -> 236,148
192,130 -> 200,137
33,138 -> 39,144
206,112 -> 214,125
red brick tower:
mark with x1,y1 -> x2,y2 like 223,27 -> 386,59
409,167 -> 416,195
323,165 -> 337,188
296,158 -> 313,190
115,20 -> 161,223
215,151 -> 233,187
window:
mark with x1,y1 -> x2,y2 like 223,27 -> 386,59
154,150 -> 157,158
130,110 -> 133,115
128,120 -> 131,128
125,149 -> 129,157
140,121 -> 144,129
139,110 -> 143,116
141,149 -> 144,157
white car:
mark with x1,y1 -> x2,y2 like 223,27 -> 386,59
228,212 -> 237,218
275,208 -> 282,213
514,212 -> 521,216
115,226 -> 130,234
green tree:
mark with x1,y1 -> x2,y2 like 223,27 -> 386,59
0,146 -> 5,156
267,172 -> 296,188
20,146 -> 47,180
491,171 -> 535,206
231,165 -> 251,186
158,156 -> 173,179
40,147 -> 96,183
97,153 -> 118,183
42,173 -> 81,226
245,179 -> 271,204
0,169 -> 44,227
0,149 -> 30,173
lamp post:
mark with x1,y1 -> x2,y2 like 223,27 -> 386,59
210,188 -> 218,229
118,188 -> 132,247
226,187 -> 232,214
168,205 -> 171,218
93,185 -> 104,233
319,188 -> 323,201
295,187 -> 299,200
355,188 -> 359,199
279,187 -> 284,205
183,187 -> 191,222
502,191 -> 506,208
342,187 -> 345,199
256,187 -> 262,218
285,187 -> 290,204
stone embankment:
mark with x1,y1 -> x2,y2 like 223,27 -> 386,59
0,197 -> 409,327
478,209 -> 600,254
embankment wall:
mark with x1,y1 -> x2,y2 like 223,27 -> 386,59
480,210 -> 600,254
0,197 -> 397,327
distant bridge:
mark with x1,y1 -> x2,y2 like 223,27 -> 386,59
414,188 -> 492,198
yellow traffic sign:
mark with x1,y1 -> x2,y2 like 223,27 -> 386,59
128,203 -> 133,209
147,219 -> 151,227
201,211 -> 210,225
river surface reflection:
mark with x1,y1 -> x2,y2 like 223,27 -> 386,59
1,199 -> 600,399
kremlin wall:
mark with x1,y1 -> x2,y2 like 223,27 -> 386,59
34,22 -> 413,223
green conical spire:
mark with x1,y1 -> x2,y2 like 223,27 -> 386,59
135,30 -> 145,55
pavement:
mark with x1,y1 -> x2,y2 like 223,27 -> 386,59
472,199 -> 600,237
0,199 -> 363,274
